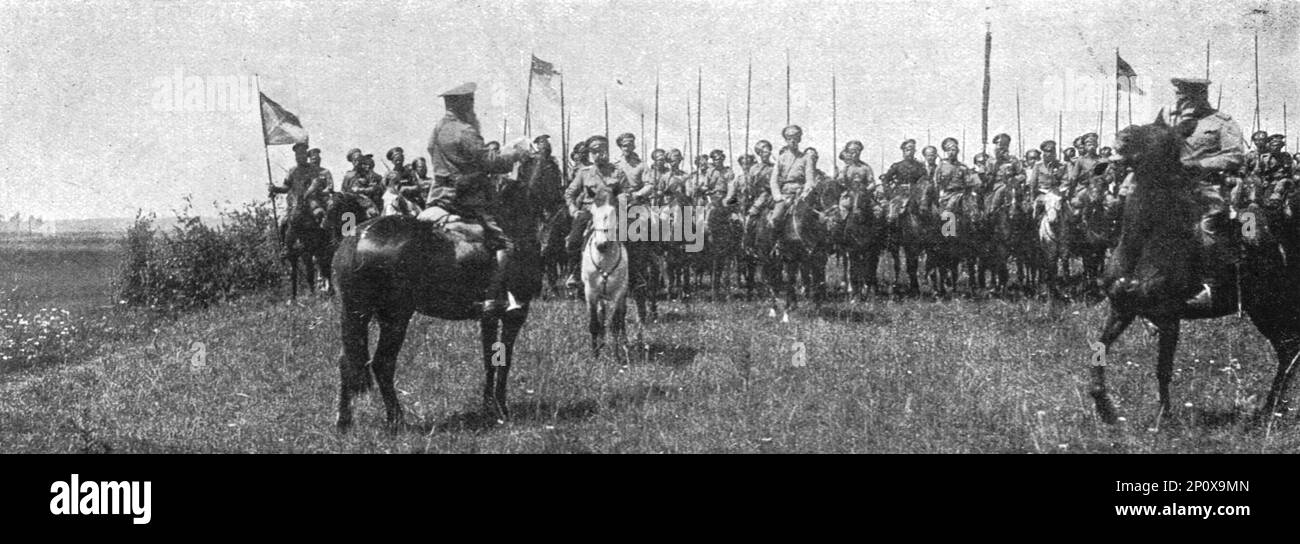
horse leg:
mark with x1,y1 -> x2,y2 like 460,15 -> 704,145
612,295 -> 629,365
289,247 -> 299,300
1090,308 -> 1135,424
486,306 -> 529,422
1151,316 -> 1181,430
588,297 -> 604,357
373,309 -> 414,431
335,306 -> 373,432
1247,304 -> 1300,420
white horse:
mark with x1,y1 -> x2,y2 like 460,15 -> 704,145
583,201 -> 630,363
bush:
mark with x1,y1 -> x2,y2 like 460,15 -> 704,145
117,198 -> 285,312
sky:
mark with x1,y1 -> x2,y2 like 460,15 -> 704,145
1,0 -> 1298,220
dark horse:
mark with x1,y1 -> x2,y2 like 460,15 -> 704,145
754,177 -> 832,320
330,169 -> 550,430
281,197 -> 335,298
1090,121 -> 1300,426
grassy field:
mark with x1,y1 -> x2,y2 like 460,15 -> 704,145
2,249 -> 1296,453
1,233 -> 124,314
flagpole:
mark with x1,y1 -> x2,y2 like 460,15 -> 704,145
525,53 -> 534,138
1127,78 -> 1133,126
254,74 -> 282,246
1115,49 -> 1121,136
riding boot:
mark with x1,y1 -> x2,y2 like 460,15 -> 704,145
483,249 -> 512,317
1184,211 -> 1239,312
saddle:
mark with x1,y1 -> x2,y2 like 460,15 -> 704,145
416,206 -> 492,265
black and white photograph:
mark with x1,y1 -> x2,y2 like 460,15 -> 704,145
3,0 -> 1298,515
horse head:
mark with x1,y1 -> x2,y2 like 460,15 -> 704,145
588,197 -> 620,253
1111,121 -> 1183,190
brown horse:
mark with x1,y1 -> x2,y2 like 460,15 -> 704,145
330,170 -> 546,431
1090,121 -> 1300,426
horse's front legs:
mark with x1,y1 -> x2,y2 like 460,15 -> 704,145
1090,307 -> 1136,425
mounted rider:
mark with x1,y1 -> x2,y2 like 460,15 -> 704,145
341,148 -> 383,217
1157,77 -> 1247,311
932,137 -> 980,216
613,133 -> 654,207
768,125 -> 819,241
835,140 -> 878,220
381,147 -> 423,217
564,135 -> 630,255
421,81 -> 530,317
880,138 -> 928,225
698,149 -> 734,205
739,141 -> 776,250
269,143 -> 332,238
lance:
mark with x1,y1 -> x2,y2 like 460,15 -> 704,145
980,20 -> 991,156
1286,102 -> 1290,153
1097,84 -> 1104,140
832,70 -> 838,176
961,126 -> 966,162
745,57 -> 752,155
560,74 -> 568,182
697,67 -> 703,165
641,108 -> 646,159
604,92 -> 610,142
686,98 -> 693,174
1058,111 -> 1063,153
785,48 -> 791,126
1205,39 -> 1211,81
653,71 -> 660,154
726,98 -> 734,170
502,117 -> 508,145
1016,86 -> 1023,157
1254,31 -> 1261,133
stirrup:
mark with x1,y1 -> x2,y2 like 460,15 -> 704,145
1184,284 -> 1214,309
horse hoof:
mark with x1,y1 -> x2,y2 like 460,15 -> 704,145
767,308 -> 776,318
781,312 -> 790,323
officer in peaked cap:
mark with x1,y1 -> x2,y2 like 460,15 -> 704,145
1151,76 -> 1246,311
424,80 -> 530,317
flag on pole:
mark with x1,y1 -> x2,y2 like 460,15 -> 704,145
531,55 -> 561,102
1116,54 -> 1145,95
259,92 -> 308,146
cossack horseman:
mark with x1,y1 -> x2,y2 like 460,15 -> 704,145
422,81 -> 530,317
